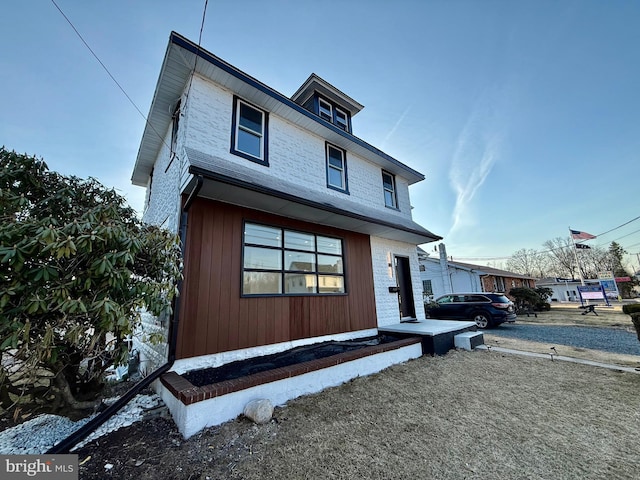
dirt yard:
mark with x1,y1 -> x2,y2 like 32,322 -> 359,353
74,346 -> 640,480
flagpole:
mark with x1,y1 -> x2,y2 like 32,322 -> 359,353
569,227 -> 585,286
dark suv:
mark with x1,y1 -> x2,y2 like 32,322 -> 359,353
425,293 -> 517,329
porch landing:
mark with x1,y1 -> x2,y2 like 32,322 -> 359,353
379,319 -> 479,355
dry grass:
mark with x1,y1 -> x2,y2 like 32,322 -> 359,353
516,303 -> 630,328
77,304 -> 640,479
209,350 -> 640,480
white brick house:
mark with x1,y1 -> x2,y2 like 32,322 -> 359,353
131,32 -> 441,371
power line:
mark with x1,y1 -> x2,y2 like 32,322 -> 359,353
50,0 -> 170,152
594,215 -> 640,238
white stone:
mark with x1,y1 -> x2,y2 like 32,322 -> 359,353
243,399 -> 274,424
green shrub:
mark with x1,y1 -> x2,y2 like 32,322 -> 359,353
622,304 -> 640,315
630,313 -> 640,342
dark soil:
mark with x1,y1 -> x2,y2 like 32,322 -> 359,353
74,414 -> 263,479
184,335 -> 398,386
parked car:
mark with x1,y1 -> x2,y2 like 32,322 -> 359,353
425,293 -> 517,329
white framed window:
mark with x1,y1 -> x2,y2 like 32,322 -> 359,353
382,171 -> 397,208
231,97 -> 268,164
326,143 -> 347,192
335,107 -> 348,130
318,98 -> 333,122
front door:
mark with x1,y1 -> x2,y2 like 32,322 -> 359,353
395,256 -> 416,319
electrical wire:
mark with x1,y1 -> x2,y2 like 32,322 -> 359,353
50,0 -> 171,153
593,215 -> 640,238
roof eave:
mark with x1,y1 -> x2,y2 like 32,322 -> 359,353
131,32 -> 426,187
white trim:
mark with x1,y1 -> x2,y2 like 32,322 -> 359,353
318,97 -> 333,122
326,144 -> 346,189
335,107 -> 348,130
235,98 -> 264,160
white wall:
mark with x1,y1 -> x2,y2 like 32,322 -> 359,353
370,237 -> 426,326
182,75 -> 414,220
141,114 -> 183,235
419,259 -> 482,299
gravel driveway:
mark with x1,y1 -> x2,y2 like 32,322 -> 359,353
489,323 -> 640,356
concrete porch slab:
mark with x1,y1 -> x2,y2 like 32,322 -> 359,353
380,319 -> 477,355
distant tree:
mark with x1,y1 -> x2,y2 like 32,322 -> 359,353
607,242 -> 637,298
0,148 -> 181,413
506,248 -> 550,278
542,237 -> 577,279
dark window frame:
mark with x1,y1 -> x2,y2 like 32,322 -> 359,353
325,143 -> 349,194
241,221 -> 347,297
382,170 -> 398,209
230,96 -> 269,166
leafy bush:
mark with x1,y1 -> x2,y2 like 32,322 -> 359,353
0,148 -> 181,412
630,313 -> 640,342
622,304 -> 640,315
510,287 -> 552,312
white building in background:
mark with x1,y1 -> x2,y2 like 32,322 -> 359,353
419,244 -> 536,302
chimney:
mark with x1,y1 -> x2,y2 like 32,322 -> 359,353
439,243 -> 453,294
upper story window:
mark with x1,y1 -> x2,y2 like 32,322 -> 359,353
318,98 -> 333,122
326,143 -> 348,193
231,96 -> 269,165
335,108 -> 348,131
382,171 -> 398,208
242,222 -> 345,296
171,100 -> 181,156
315,95 -> 352,133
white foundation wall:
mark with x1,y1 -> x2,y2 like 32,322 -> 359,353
370,237 -> 426,327
157,341 -> 422,439
182,75 -> 415,219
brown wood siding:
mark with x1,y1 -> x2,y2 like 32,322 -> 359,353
176,197 -> 378,359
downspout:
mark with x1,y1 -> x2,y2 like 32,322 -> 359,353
47,175 -> 203,454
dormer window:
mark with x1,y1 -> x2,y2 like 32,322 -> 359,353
335,108 -> 348,131
315,95 -> 352,133
319,98 -> 333,122
290,74 -> 363,135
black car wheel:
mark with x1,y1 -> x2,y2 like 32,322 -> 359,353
472,311 -> 492,329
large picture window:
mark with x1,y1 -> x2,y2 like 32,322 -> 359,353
242,223 -> 345,296
231,97 -> 268,165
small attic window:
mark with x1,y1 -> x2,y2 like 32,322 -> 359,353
318,98 -> 332,122
335,108 -> 348,131
315,95 -> 351,133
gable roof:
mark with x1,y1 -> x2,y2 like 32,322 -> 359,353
290,73 -> 364,117
420,255 -> 536,280
449,260 -> 536,280
132,32 -> 426,187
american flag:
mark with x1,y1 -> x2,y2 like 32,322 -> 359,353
571,229 -> 596,240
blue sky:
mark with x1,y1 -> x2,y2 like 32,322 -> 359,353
2,1 -> 639,270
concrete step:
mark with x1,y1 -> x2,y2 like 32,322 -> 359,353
454,331 -> 484,351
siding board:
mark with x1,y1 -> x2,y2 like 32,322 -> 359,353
177,197 -> 377,359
